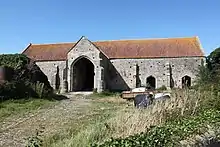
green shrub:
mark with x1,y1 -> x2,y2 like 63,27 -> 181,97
195,47 -> 220,93
0,54 -> 29,69
0,54 -> 53,101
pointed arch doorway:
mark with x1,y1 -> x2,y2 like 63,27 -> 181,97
71,57 -> 94,91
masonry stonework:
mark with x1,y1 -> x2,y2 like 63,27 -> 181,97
67,37 -> 105,93
36,61 -> 66,90
107,57 -> 204,91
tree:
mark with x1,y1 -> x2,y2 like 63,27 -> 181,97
207,47 -> 220,71
195,47 -> 220,91
207,47 -> 220,82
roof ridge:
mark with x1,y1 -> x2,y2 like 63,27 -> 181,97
31,42 -> 75,45
29,36 -> 198,46
93,36 -> 198,43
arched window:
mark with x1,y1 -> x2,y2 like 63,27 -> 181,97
182,75 -> 191,88
146,76 -> 156,89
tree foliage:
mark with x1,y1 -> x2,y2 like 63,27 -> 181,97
196,47 -> 220,92
206,47 -> 220,82
0,54 -> 53,101
0,54 -> 29,69
207,47 -> 220,71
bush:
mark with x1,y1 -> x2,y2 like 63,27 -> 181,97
0,54 -> 29,69
194,48 -> 220,101
0,54 -> 53,101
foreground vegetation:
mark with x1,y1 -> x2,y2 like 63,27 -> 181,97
93,109 -> 220,147
39,89 -> 217,147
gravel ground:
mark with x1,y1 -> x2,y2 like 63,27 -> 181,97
0,94 -> 92,147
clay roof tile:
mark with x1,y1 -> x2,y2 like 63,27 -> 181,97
22,37 -> 204,61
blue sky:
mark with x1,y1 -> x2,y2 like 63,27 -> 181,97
0,0 -> 219,55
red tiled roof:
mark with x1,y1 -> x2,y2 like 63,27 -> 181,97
23,43 -> 75,61
22,37 -> 204,61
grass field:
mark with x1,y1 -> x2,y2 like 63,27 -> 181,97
1,89 -> 219,147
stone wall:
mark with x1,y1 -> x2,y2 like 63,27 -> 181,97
36,54 -> 205,92
36,61 -> 66,90
107,57 -> 205,90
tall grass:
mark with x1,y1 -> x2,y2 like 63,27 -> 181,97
102,89 -> 203,139
60,88 -> 215,146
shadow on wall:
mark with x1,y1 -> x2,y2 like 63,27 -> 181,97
55,66 -> 60,90
170,65 -> 174,88
106,61 -> 130,92
136,64 -> 141,88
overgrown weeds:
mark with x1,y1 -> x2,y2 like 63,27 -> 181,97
90,89 -> 207,141
93,109 -> 220,147
22,86 -> 219,147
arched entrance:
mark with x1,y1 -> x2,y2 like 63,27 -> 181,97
71,57 -> 94,91
182,75 -> 191,88
146,76 -> 156,89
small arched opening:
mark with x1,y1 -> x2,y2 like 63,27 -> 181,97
182,75 -> 191,88
71,57 -> 94,91
146,76 -> 156,89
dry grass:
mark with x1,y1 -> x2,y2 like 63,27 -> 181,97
43,96 -> 127,147
44,89 -> 214,147
104,89 -> 203,139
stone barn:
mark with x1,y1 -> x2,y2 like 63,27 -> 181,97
22,36 -> 205,93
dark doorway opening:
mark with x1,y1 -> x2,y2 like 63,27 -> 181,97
72,58 -> 94,91
182,75 -> 191,88
146,76 -> 156,89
